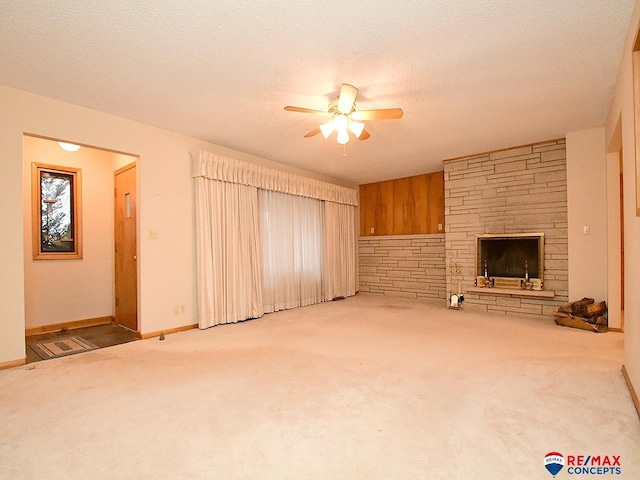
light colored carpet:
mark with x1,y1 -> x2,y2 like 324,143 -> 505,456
1,294 -> 638,479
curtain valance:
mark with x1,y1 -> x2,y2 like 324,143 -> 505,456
191,150 -> 358,206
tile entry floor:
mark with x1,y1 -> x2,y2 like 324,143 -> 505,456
26,323 -> 138,363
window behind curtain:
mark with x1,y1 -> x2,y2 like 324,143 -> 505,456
259,190 -> 324,313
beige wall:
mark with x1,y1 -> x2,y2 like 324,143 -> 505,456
566,128 -> 608,303
0,91 -> 27,363
604,0 -> 640,410
22,136 -> 133,328
114,153 -> 136,171
0,85 -> 355,365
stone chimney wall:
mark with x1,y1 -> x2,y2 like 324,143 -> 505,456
444,139 -> 568,316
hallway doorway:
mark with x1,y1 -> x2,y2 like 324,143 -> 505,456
22,135 -> 138,350
619,148 -> 625,331
606,118 -> 624,332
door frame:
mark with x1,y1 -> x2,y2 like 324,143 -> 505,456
606,117 -> 624,332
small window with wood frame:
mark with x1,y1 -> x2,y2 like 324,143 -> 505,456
32,163 -> 83,260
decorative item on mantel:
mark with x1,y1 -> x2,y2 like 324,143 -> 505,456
448,262 -> 464,309
522,260 -> 534,290
475,259 -> 493,288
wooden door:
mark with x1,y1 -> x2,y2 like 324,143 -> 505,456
114,163 -> 137,331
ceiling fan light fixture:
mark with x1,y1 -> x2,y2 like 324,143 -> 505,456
336,129 -> 350,145
320,121 -> 334,139
349,120 -> 365,138
333,114 -> 348,131
284,83 -> 402,145
337,84 -> 358,114
58,141 -> 81,152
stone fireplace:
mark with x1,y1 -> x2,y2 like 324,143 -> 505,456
443,139 -> 568,317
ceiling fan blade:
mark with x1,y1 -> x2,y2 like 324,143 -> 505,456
304,127 -> 322,138
358,129 -> 371,140
351,108 -> 403,121
284,106 -> 328,115
338,84 -> 358,114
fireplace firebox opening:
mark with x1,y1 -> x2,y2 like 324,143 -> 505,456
475,233 -> 544,290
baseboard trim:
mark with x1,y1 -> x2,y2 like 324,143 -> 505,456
0,358 -> 27,370
138,323 -> 198,340
609,327 -> 623,333
622,365 -> 640,420
25,316 -> 114,336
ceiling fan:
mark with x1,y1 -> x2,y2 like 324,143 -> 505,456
284,83 -> 403,145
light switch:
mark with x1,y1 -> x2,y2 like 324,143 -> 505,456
438,223 -> 443,231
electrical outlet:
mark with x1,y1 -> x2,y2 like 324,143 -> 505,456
149,229 -> 158,240
180,304 -> 185,314
438,223 -> 443,231
370,227 -> 375,234
173,305 -> 179,315
582,225 -> 590,235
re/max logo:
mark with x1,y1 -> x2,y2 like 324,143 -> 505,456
567,455 -> 621,466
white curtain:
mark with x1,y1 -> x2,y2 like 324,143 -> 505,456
193,151 -> 358,327
194,178 -> 263,328
192,150 -> 358,206
259,190 -> 324,313
324,201 -> 357,300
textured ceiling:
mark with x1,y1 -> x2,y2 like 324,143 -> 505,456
0,1 -> 634,184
